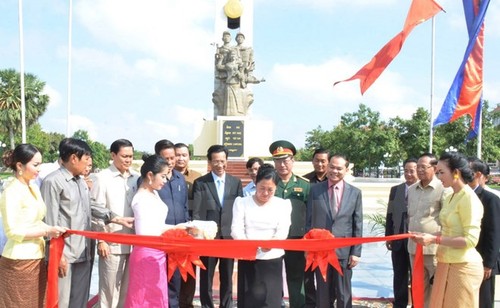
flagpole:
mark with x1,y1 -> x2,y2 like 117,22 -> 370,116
66,0 -> 73,137
18,0 -> 27,143
429,16 -> 435,154
477,107 -> 482,158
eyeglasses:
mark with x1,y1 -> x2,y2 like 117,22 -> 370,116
273,157 -> 292,165
416,165 -> 433,171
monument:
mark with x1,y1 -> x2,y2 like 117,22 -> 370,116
193,0 -> 273,159
212,32 -> 264,117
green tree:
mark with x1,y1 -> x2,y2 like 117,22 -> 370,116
302,102 -> 499,177
0,69 -> 49,149
72,130 -> 110,169
304,104 -> 398,174
25,123 -> 65,163
391,107 -> 430,159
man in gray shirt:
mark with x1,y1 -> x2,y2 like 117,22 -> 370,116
42,138 -> 95,308
42,138 -> 133,308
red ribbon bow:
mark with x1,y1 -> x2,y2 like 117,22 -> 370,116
163,229 -> 206,281
304,229 -> 343,281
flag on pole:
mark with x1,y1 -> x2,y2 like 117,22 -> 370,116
334,0 -> 443,95
433,0 -> 490,139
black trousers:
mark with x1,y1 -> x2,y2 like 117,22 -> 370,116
391,240 -> 411,308
179,272 -> 196,308
304,268 -> 316,308
199,256 -> 234,308
479,273 -> 496,308
168,269 -> 182,308
315,259 -> 352,308
237,257 -> 283,308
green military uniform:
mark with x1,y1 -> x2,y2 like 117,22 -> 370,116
275,174 -> 310,238
275,174 -> 310,308
270,140 -> 311,308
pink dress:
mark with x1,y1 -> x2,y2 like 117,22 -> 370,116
125,189 -> 170,308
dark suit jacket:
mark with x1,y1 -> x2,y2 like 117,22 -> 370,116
306,180 -> 363,259
385,183 -> 408,251
475,185 -> 500,273
192,172 -> 243,239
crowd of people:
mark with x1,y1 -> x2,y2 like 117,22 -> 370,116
387,152 -> 500,308
0,136 -> 498,308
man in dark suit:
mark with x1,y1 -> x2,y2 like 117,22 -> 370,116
306,154 -> 363,308
192,145 -> 243,308
469,158 -> 500,308
385,158 -> 418,308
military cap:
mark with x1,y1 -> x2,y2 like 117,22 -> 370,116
269,140 -> 296,158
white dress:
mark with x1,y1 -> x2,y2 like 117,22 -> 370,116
125,189 -> 170,308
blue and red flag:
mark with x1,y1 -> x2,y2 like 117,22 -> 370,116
433,0 -> 490,139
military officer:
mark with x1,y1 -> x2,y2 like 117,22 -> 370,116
270,140 -> 310,308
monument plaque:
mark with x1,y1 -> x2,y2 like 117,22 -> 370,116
222,120 -> 244,157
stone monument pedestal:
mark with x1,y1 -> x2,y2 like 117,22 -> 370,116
193,116 -> 273,159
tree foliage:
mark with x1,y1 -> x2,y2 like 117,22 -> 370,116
72,130 -> 110,170
0,69 -> 49,149
304,102 -> 500,175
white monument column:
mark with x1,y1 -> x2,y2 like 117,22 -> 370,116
194,0 -> 272,158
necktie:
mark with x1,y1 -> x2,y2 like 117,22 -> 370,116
217,179 -> 224,207
330,185 -> 337,216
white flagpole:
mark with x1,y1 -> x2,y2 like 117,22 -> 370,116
18,0 -> 27,143
429,16 -> 435,154
67,0 -> 73,136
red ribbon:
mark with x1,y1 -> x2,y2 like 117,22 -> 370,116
46,230 -> 421,308
303,229 -> 343,280
162,229 -> 206,282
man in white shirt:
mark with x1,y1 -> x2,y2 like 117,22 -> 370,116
91,139 -> 139,308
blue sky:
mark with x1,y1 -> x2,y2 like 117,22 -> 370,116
1,0 -> 499,152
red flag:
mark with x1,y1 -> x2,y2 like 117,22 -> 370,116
334,0 -> 443,94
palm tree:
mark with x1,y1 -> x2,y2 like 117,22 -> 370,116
0,69 -> 49,149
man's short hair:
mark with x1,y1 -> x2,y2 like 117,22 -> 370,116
154,139 -> 175,155
110,139 -> 133,154
419,153 -> 437,165
246,157 -> 264,169
328,153 -> 349,168
174,143 -> 191,156
207,145 -> 228,161
313,148 -> 330,158
59,138 -> 92,162
468,157 -> 488,175
403,158 -> 418,166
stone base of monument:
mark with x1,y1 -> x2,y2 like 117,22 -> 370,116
193,116 -> 273,159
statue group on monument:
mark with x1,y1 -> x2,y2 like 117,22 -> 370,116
212,31 -> 264,118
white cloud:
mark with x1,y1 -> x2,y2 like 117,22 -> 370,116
285,0 -> 397,10
268,56 -> 423,121
42,84 -> 62,108
67,47 -> 135,80
69,114 -> 98,140
74,0 -> 215,75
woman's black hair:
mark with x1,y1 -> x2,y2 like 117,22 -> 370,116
2,144 -> 40,172
140,154 -> 168,178
255,163 -> 279,185
438,152 -> 474,183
